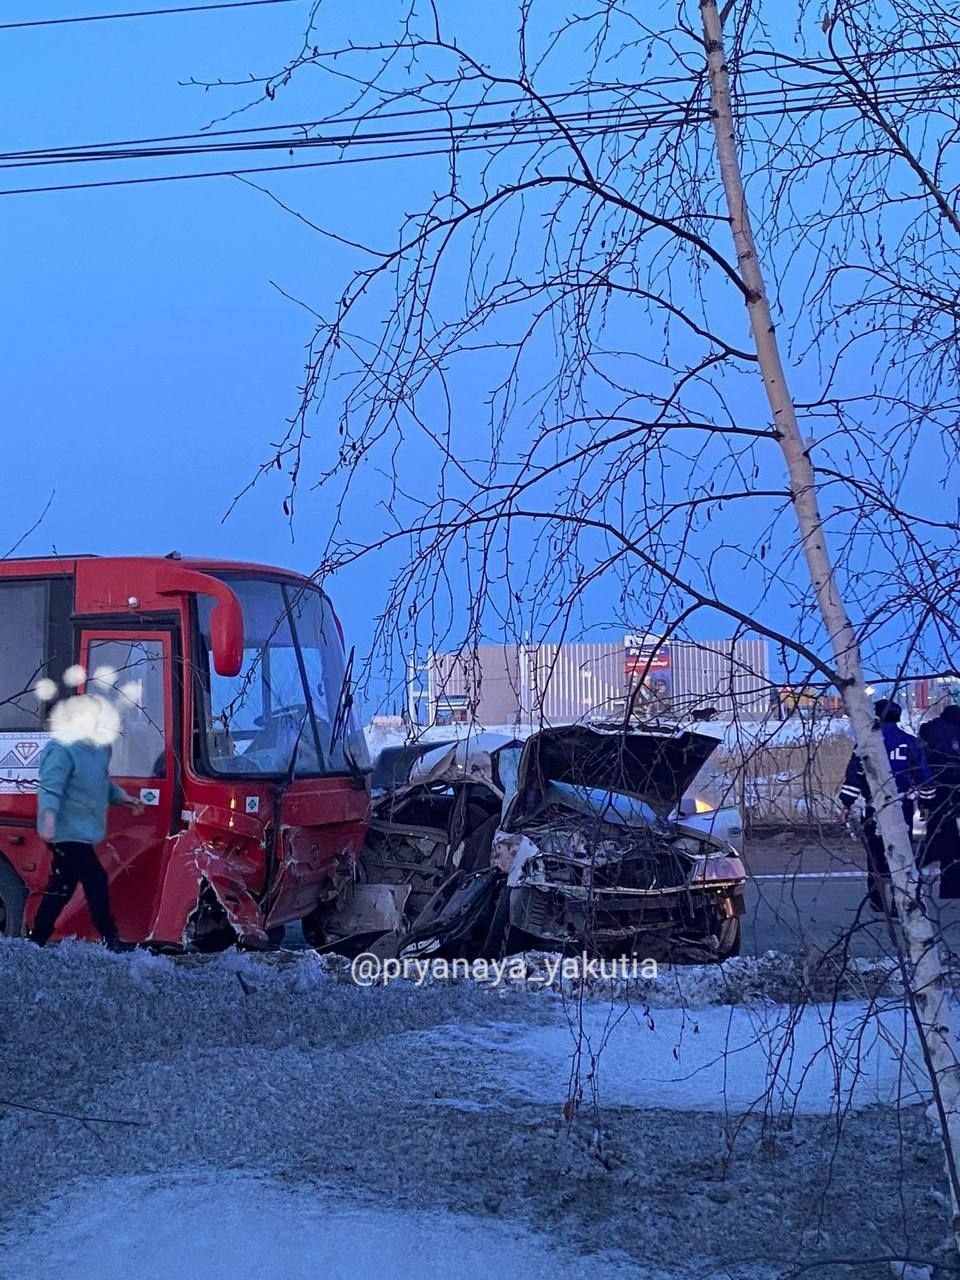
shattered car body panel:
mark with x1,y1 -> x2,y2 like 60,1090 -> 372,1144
357,723 -> 746,962
361,735 -> 511,926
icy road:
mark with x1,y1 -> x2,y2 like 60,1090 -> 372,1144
0,940 -> 950,1279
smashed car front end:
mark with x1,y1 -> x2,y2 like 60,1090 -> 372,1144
503,821 -> 745,957
359,722 -> 746,962
497,724 -> 745,958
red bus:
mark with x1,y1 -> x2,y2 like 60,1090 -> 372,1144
0,555 -> 370,949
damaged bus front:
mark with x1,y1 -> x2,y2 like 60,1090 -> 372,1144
0,556 -> 370,949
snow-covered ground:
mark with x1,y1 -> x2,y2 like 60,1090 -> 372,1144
409,1001 -> 928,1115
4,1172 -> 643,1280
0,941 -> 950,1279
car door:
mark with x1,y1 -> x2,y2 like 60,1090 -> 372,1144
53,629 -> 176,941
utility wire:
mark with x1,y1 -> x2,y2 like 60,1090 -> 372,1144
0,0 -> 301,31
0,74 -> 953,175
0,139 -> 531,196
1,51 -> 955,168
2,81 -> 958,198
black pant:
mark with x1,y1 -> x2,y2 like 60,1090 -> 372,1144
862,799 -> 914,911
30,842 -> 118,946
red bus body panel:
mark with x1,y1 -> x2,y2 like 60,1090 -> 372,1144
0,556 -> 369,948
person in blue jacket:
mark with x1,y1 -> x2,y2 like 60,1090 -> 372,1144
837,698 -> 935,911
30,726 -> 142,948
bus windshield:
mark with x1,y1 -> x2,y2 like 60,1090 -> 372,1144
196,577 -> 369,778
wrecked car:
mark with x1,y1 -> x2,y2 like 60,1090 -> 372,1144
351,723 -> 746,962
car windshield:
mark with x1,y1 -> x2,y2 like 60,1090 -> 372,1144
196,577 -> 369,778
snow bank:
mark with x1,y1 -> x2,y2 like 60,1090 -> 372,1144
0,941 -> 926,1122
0,939 -> 947,1278
0,937 -> 907,1015
364,716 -> 854,758
719,716 -> 851,750
365,719 -> 531,757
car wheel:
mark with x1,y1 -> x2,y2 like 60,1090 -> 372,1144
715,916 -> 741,961
0,858 -> 28,937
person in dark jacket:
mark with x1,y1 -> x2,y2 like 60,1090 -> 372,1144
837,698 -> 935,912
30,693 -> 142,948
918,700 -> 960,898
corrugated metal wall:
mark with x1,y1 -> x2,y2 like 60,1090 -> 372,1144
429,646 -> 522,725
427,637 -> 771,724
530,643 -> 624,724
667,639 -> 770,717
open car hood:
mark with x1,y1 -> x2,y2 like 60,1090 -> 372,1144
505,723 -> 723,822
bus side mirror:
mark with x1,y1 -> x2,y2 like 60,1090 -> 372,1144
155,566 -> 244,678
210,602 -> 243,677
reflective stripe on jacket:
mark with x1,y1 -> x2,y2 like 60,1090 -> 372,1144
838,723 -> 934,809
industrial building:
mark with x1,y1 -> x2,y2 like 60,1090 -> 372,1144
420,635 -> 771,726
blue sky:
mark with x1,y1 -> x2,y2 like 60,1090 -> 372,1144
2,1 -> 955,709
2,0 -> 645,711
4,3 -> 562,715
2,1 -> 431,676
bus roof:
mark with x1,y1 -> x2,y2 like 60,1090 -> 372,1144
1,554 -> 317,583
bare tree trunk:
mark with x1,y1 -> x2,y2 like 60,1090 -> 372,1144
700,0 -> 960,1247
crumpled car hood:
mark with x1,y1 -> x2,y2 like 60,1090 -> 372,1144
370,734 -> 519,794
371,722 -> 723,820
504,723 -> 724,823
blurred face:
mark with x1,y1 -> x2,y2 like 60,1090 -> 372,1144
37,663 -> 143,747
48,693 -> 121,748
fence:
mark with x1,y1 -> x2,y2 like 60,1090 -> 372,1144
695,729 -> 852,830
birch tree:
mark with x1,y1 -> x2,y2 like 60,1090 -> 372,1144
220,0 -> 960,1249
700,0 -> 960,1243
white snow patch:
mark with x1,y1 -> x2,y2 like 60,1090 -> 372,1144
125,948 -> 178,988
1,1171 -> 648,1280
402,1000 -> 929,1115
890,1265 -> 933,1280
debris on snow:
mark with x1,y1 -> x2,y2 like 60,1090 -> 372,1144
889,1263 -> 933,1280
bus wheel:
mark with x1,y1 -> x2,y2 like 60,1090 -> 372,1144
0,859 -> 28,937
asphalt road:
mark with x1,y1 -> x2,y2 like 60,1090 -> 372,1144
741,834 -> 960,958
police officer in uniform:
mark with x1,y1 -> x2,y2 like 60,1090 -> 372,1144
837,699 -> 935,912
919,698 -> 960,897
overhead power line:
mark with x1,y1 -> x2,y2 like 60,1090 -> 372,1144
2,49 -> 957,169
0,0 -> 301,31
4,85 -> 959,199
0,60 -> 957,196
0,74 -> 954,171
0,89 -> 949,174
